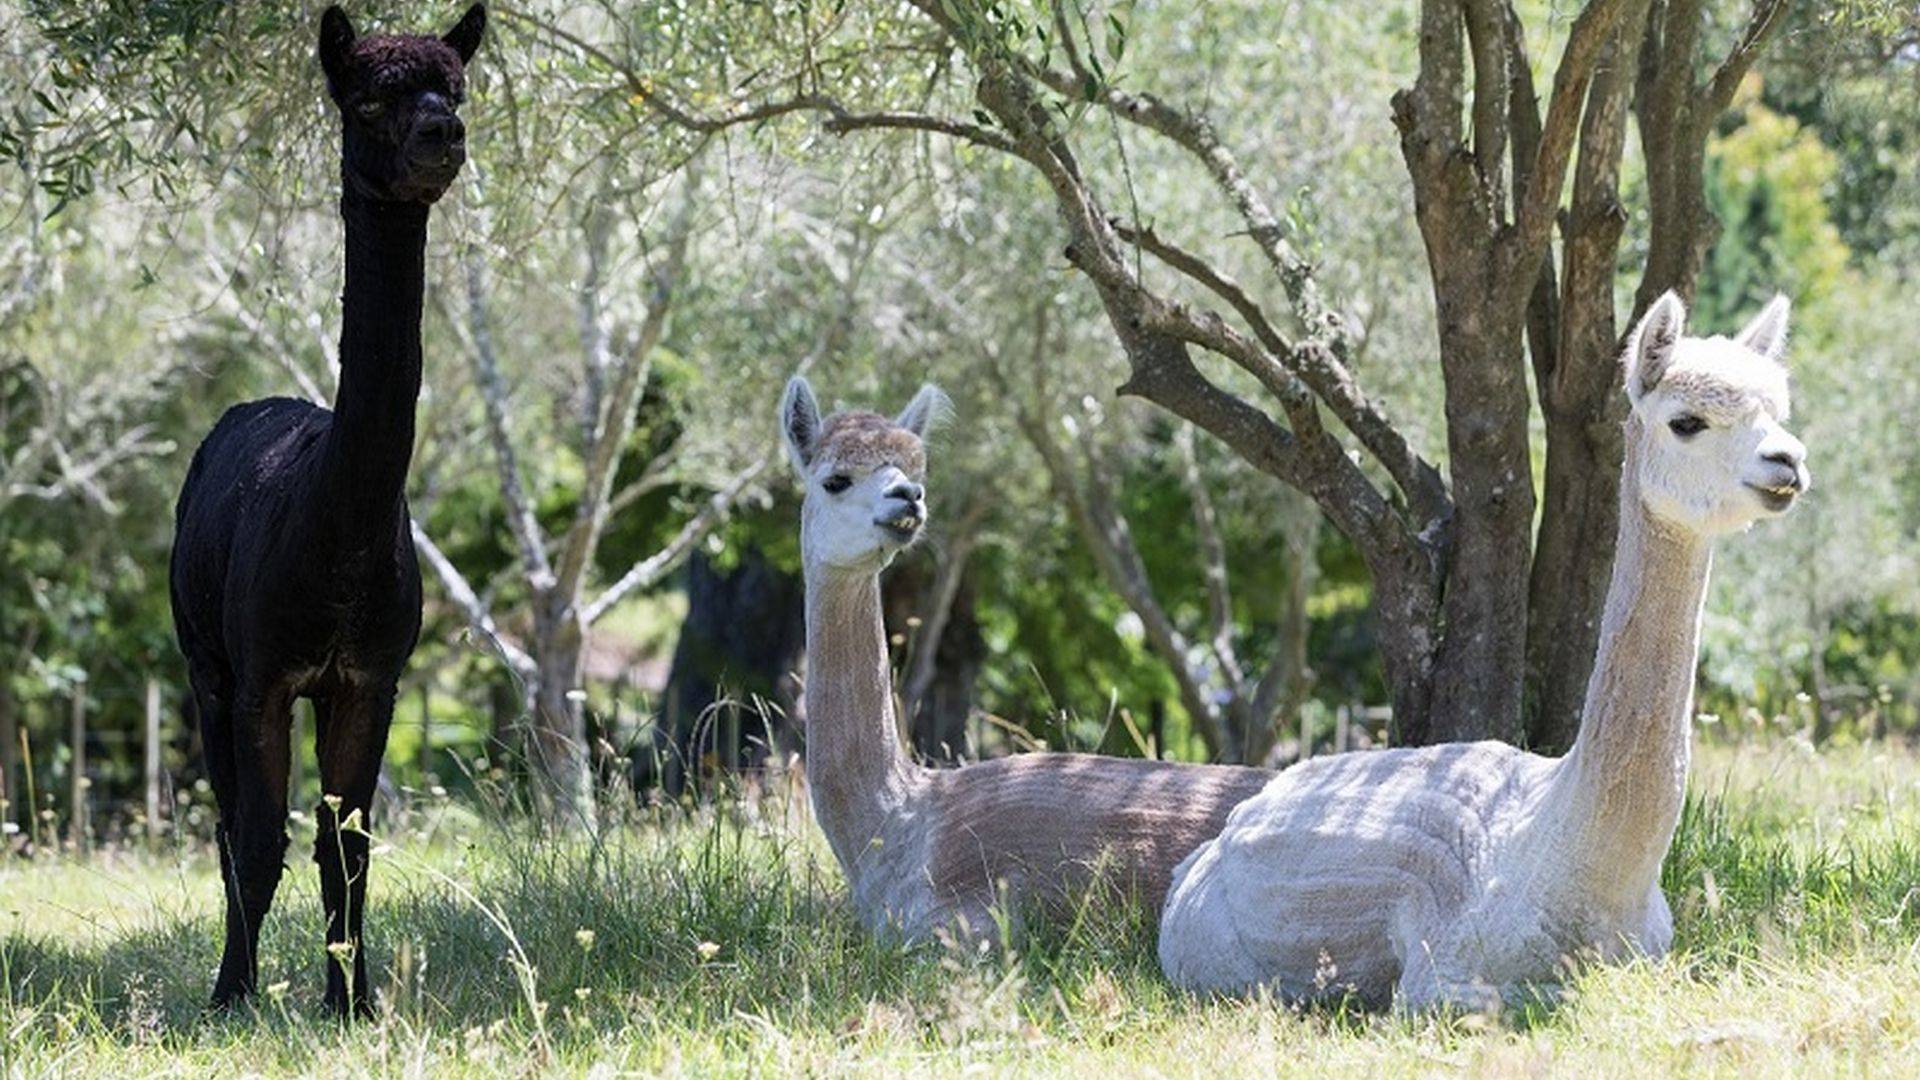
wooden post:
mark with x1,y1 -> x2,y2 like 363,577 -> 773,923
68,689 -> 87,851
0,686 -> 17,834
1300,703 -> 1313,760
417,682 -> 432,779
145,677 -> 163,843
1334,704 -> 1351,756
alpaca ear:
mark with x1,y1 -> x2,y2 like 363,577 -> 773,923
442,3 -> 487,64
1735,293 -> 1791,364
1625,290 -> 1686,401
318,5 -> 357,91
781,376 -> 822,474
894,384 -> 951,439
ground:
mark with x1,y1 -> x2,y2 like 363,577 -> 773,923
2,739 -> 1918,1077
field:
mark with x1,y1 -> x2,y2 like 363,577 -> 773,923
3,740 -> 1919,1077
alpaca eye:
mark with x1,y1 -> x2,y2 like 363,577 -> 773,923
356,100 -> 386,120
821,474 -> 852,494
1668,415 -> 1708,438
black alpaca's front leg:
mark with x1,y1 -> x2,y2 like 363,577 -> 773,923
210,685 -> 293,1010
315,686 -> 396,1018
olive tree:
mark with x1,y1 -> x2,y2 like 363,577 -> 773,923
515,0 -> 1789,748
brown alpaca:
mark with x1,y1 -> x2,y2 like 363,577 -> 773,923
780,377 -> 1272,938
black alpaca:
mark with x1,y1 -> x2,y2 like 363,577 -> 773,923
169,4 -> 486,1016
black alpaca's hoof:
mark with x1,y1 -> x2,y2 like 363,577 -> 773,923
205,984 -> 253,1015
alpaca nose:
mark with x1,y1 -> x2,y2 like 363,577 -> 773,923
1762,448 -> 1805,488
886,481 -> 924,505
417,112 -> 464,148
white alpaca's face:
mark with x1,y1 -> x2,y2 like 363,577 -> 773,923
781,378 -> 946,575
1625,292 -> 1810,537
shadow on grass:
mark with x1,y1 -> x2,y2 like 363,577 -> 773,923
0,811 -> 1163,1053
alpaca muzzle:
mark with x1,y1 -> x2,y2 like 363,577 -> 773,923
1746,471 -> 1804,512
875,501 -> 925,543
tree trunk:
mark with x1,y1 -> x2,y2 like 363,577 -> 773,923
898,514 -> 985,763
487,675 -> 522,772
1527,4 -> 1752,749
653,544 -> 805,795
1523,22 -> 1639,752
1527,407 -> 1625,750
903,566 -> 984,764
1393,43 -> 1538,745
530,599 -> 594,826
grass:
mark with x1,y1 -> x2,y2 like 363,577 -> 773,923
2,740 -> 1918,1076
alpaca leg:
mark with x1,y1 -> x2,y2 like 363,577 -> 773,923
314,685 -> 395,1018
191,662 -> 243,1009
210,682 -> 292,1009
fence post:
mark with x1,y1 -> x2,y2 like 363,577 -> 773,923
418,682 -> 432,779
145,677 -> 163,844
1335,704 -> 1351,755
0,686 -> 17,834
68,688 -> 88,852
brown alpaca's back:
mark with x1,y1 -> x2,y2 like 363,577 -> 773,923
923,754 -> 1273,922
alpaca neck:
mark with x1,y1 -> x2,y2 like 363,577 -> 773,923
1549,427 -> 1713,905
323,194 -> 429,539
802,565 -> 919,875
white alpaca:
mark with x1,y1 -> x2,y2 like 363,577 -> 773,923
1158,292 -> 1808,1011
781,377 -> 1271,939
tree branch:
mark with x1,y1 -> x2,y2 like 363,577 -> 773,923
1176,423 -> 1246,699
1112,220 -> 1450,528
552,170 -> 701,604
605,450 -> 682,518
462,244 -> 555,588
902,500 -> 987,722
410,517 -> 536,677
1249,493 -> 1319,729
497,5 -> 1019,155
574,195 -> 615,449
1699,0 -> 1789,119
1511,0 -> 1638,275
1028,66 -> 1331,335
581,455 -> 768,626
1463,0 -> 1511,214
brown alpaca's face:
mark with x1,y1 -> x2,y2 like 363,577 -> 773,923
318,4 -> 486,205
781,378 -> 947,574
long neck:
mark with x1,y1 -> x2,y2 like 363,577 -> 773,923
802,565 -> 917,873
323,194 -> 429,537
1549,425 -> 1714,903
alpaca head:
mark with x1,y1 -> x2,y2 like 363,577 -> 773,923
1622,291 -> 1810,536
318,4 -> 487,205
781,377 -> 947,576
